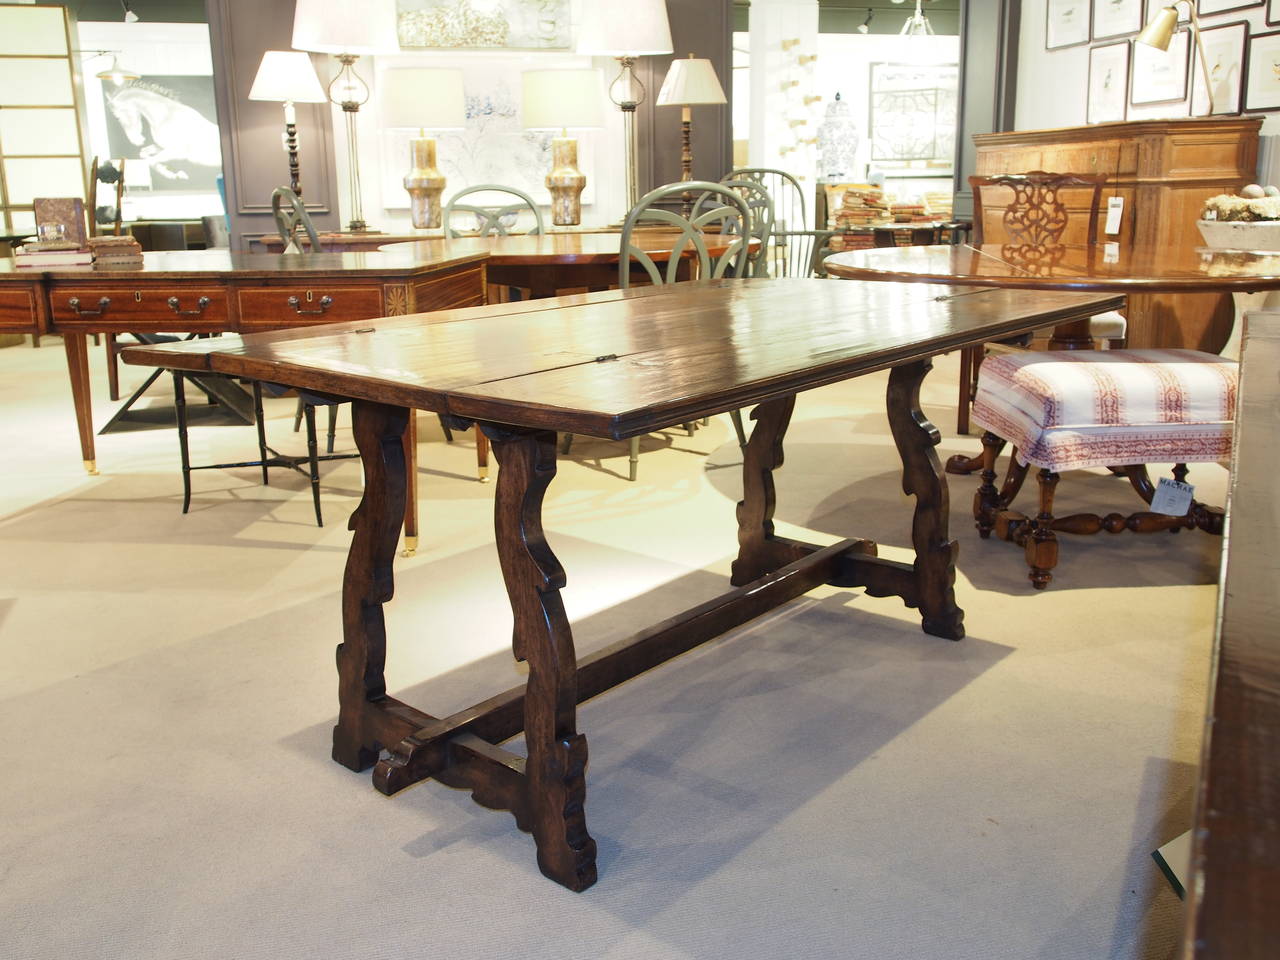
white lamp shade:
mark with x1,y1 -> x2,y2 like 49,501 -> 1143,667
248,51 -> 327,103
656,57 -> 727,107
381,68 -> 467,129
575,0 -> 672,56
292,0 -> 399,55
522,69 -> 604,130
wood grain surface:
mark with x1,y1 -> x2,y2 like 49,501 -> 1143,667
125,278 -> 1123,439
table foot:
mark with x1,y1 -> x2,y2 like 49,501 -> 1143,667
333,400 -> 408,772
84,460 -> 99,476
886,359 -> 964,640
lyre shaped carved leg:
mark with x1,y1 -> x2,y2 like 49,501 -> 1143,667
489,428 -> 597,892
731,396 -> 798,585
886,359 -> 964,640
333,400 -> 408,772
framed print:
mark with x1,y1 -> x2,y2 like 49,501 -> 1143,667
1192,22 -> 1247,115
1197,1 -> 1262,17
1145,0 -> 1188,25
1093,0 -> 1142,40
1046,0 -> 1090,50
1269,0 -> 1280,24
1244,30 -> 1280,111
1088,42 -> 1131,123
1131,27 -> 1189,103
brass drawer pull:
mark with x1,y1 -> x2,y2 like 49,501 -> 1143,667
167,296 -> 211,316
287,294 -> 333,315
68,296 -> 110,317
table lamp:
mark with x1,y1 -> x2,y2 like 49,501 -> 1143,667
248,51 -> 328,197
1138,2 -> 1213,115
656,55 -> 727,215
522,69 -> 603,226
576,0 -> 673,211
292,0 -> 399,232
381,69 -> 467,229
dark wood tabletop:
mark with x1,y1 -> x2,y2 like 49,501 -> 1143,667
823,242 -> 1280,293
1184,318 -> 1280,957
124,278 -> 1125,440
379,229 -> 747,265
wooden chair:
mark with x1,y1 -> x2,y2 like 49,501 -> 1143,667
696,179 -> 774,278
724,166 -> 835,278
957,172 -> 1127,435
560,181 -> 752,481
967,322 -> 1239,589
442,184 -> 544,237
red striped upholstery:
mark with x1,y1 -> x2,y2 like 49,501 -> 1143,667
972,350 -> 1237,472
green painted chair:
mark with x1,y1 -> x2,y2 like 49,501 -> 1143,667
562,181 -> 753,480
442,184 -> 545,237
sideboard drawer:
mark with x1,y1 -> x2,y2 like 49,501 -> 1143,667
0,286 -> 41,333
236,285 -> 385,329
49,286 -> 229,331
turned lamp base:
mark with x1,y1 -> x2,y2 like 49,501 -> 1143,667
404,136 -> 446,230
547,136 -> 586,227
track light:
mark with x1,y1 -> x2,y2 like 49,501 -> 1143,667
858,8 -> 874,33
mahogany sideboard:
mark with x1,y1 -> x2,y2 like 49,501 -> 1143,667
0,248 -> 488,475
973,116 -> 1262,353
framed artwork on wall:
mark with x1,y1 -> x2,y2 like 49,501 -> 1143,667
1197,1 -> 1262,17
1131,26 -> 1189,103
1145,0 -> 1188,25
1093,0 -> 1142,40
1192,21 -> 1248,115
1244,29 -> 1280,110
1046,0 -> 1091,50
1088,42 -> 1131,123
1268,0 -> 1280,24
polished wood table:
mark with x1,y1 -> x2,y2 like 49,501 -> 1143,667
0,248 -> 488,475
1184,318 -> 1280,958
123,277 -> 1122,892
381,230 -> 746,300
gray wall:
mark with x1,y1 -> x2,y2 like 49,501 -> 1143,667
206,0 -> 340,249
634,0 -> 735,195
954,0 -> 1020,219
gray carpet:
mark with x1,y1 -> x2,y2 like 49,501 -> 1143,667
0,341 -> 1221,959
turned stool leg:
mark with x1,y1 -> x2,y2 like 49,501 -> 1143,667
974,431 -> 1006,538
1026,469 -> 1060,590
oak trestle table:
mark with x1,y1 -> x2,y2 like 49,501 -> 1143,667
122,277 -> 1122,892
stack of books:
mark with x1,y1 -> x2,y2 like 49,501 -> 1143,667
889,203 -> 930,223
13,241 -> 92,268
89,235 -> 144,268
833,188 -> 890,228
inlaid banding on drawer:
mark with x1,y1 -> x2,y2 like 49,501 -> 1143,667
49,286 -> 228,331
236,285 -> 385,328
0,286 -> 42,333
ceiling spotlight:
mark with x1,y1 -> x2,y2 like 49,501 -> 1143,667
858,8 -> 874,33
121,1 -> 139,23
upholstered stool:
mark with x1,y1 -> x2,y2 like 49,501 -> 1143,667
969,349 -> 1236,588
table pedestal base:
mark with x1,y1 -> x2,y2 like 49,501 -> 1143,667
331,357 -> 964,891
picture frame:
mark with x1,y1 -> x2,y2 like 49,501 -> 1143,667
1146,0 -> 1188,26
1269,0 -> 1280,25
1088,41 -> 1131,123
1244,29 -> 1280,111
1046,0 -> 1091,50
1192,21 -> 1248,116
1131,26 -> 1189,104
1093,0 -> 1142,40
1197,1 -> 1262,17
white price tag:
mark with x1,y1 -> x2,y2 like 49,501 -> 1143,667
1150,477 -> 1194,516
1104,196 -> 1124,235
1104,242 -> 1120,262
